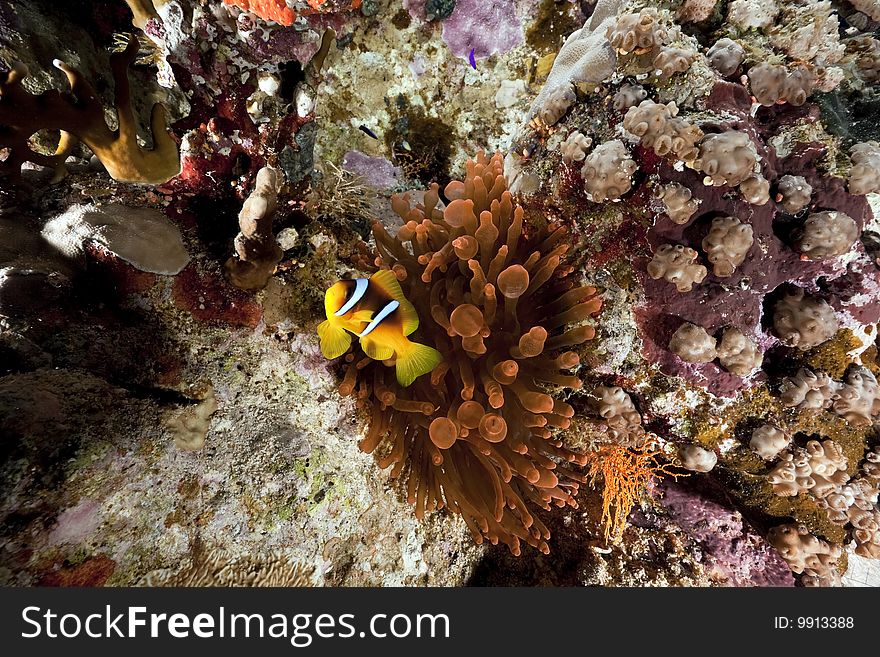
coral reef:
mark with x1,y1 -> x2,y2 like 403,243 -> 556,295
3,0 -> 880,590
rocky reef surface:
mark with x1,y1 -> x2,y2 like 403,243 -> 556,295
1,0 -> 879,587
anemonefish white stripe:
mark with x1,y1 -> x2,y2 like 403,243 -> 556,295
334,278 -> 369,317
358,299 -> 400,337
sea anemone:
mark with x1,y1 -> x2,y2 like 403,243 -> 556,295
334,152 -> 602,555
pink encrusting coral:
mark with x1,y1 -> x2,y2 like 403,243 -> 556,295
440,0 -> 524,60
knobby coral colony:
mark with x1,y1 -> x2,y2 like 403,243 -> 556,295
322,152 -> 602,555
0,35 -> 179,184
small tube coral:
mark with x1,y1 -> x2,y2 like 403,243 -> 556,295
694,131 -> 758,188
669,322 -> 717,363
335,152 -> 603,555
652,46 -> 696,80
833,366 -> 880,426
776,175 -> 812,214
580,139 -> 637,202
740,175 -> 770,205
779,367 -> 840,411
225,167 -> 284,291
727,0 -> 778,29
539,85 -> 576,126
591,385 -> 645,447
848,141 -> 880,195
657,182 -> 699,224
716,326 -> 762,375
768,523 -> 842,587
646,244 -> 707,292
0,36 -> 179,184
612,82 -> 646,112
750,425 -> 790,460
622,100 -> 703,163
678,444 -> 717,472
792,211 -> 859,260
559,130 -> 592,164
748,63 -> 814,106
606,9 -> 667,55
707,38 -> 744,77
701,216 -> 753,277
768,439 -> 849,498
772,288 -> 839,350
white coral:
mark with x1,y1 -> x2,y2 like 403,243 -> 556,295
612,82 -> 646,112
833,366 -> 880,426
772,288 -> 839,350
716,326 -> 763,375
776,175 -> 812,214
647,244 -> 707,292
779,367 -> 841,411
701,216 -> 753,277
793,211 -> 859,260
581,139 -> 637,202
727,0 -> 779,30
849,141 -> 880,195
768,523 -> 842,587
657,182 -> 699,224
694,131 -> 758,188
592,385 -> 645,446
669,322 -> 717,363
768,439 -> 849,498
750,425 -> 790,460
559,130 -> 592,164
707,38 -> 744,77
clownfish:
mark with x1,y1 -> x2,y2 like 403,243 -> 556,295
317,269 -> 443,387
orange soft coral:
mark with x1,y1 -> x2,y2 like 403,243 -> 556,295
222,0 -> 362,25
223,0 -> 297,25
331,152 -> 602,555
585,442 -> 681,543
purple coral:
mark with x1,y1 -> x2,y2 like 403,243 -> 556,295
441,0 -> 523,60
660,483 -> 795,587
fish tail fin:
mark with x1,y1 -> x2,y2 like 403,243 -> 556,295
317,319 -> 352,359
395,341 -> 443,387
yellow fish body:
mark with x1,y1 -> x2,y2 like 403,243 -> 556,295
317,270 -> 442,387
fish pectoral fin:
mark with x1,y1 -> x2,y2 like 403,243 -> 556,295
370,269 -> 420,335
317,320 -> 352,359
396,342 -> 443,387
360,334 -> 394,362
349,309 -> 374,323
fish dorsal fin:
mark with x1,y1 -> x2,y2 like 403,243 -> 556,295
370,269 -> 419,335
